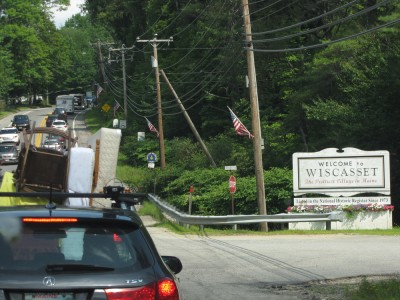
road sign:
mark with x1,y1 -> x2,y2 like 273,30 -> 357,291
225,166 -> 237,171
147,152 -> 157,163
229,175 -> 236,194
102,103 -> 110,112
119,120 -> 126,129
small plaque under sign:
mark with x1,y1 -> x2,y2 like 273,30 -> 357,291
120,120 -> 126,129
225,166 -> 237,171
148,162 -> 155,169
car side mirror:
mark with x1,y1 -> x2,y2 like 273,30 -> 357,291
162,256 -> 183,274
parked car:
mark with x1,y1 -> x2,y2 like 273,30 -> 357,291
0,127 -> 20,145
0,143 -> 19,164
41,138 -> 64,152
53,107 -> 68,123
51,120 -> 68,132
0,196 -> 183,299
45,114 -> 59,127
11,114 -> 30,131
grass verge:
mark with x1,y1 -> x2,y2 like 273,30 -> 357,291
347,277 -> 400,299
84,106 -> 114,133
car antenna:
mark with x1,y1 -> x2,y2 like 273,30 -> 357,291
46,184 -> 57,211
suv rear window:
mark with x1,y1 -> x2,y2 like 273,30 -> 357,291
0,219 -> 150,272
14,115 -> 29,121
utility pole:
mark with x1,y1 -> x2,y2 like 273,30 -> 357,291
109,45 -> 134,122
242,0 -> 268,231
160,69 -> 217,168
90,40 -> 114,96
136,34 -> 173,170
96,40 -> 108,87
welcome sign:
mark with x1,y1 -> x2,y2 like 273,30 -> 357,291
293,148 -> 390,196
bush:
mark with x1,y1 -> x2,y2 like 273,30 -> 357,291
163,167 -> 293,216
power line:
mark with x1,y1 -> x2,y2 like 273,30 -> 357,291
250,17 -> 400,52
251,0 -> 391,43
250,0 -> 359,35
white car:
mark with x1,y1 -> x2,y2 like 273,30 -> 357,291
0,127 -> 20,145
51,120 -> 68,132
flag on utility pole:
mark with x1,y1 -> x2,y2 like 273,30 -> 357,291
145,117 -> 159,137
113,100 -> 122,117
96,85 -> 103,99
227,106 -> 254,139
114,100 -> 122,111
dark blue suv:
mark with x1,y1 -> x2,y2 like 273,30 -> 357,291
0,193 -> 183,300
11,114 -> 31,131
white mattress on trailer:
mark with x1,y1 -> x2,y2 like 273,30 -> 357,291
66,147 -> 95,206
87,128 -> 122,207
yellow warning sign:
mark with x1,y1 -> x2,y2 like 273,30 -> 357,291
102,103 -> 111,112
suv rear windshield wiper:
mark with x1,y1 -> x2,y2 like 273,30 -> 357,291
46,264 -> 115,273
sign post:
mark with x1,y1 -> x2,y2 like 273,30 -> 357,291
229,175 -> 236,215
147,152 -> 157,169
147,152 -> 157,193
188,185 -> 194,215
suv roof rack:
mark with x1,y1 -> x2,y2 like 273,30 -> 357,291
0,185 -> 146,211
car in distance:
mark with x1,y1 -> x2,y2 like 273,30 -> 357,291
0,143 -> 19,164
0,197 -> 183,299
0,127 -> 20,145
11,114 -> 30,131
53,107 -> 68,123
45,114 -> 59,127
47,133 -> 66,147
51,120 -> 68,132
41,139 -> 64,152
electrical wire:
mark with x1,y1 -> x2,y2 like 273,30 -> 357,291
250,0 -> 360,35
248,0 -> 288,16
251,0 -> 392,43
249,17 -> 400,52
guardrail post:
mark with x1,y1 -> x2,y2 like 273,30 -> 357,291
326,221 -> 331,230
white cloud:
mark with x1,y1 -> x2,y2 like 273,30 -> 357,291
51,0 -> 85,28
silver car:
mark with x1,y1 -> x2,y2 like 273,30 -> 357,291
41,139 -> 64,152
0,143 -> 19,164
0,127 -> 20,145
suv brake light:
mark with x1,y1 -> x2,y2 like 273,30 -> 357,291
23,217 -> 78,223
105,286 -> 155,299
158,278 -> 179,299
105,279 -> 179,300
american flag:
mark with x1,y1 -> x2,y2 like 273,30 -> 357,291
228,107 -> 254,139
145,117 -> 159,137
96,85 -> 103,99
114,100 -> 121,111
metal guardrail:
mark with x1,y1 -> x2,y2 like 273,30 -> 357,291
0,190 -> 343,230
147,194 -> 344,230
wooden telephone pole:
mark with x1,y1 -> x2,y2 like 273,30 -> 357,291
109,45 -> 134,122
136,34 -> 173,170
160,69 -> 217,168
242,0 -> 268,231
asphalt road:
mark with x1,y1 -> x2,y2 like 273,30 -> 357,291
143,217 -> 400,300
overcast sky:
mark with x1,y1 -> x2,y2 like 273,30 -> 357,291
51,0 -> 85,28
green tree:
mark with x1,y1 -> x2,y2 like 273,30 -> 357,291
0,0 -> 69,101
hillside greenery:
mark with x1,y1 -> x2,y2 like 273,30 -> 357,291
2,1 -> 400,224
